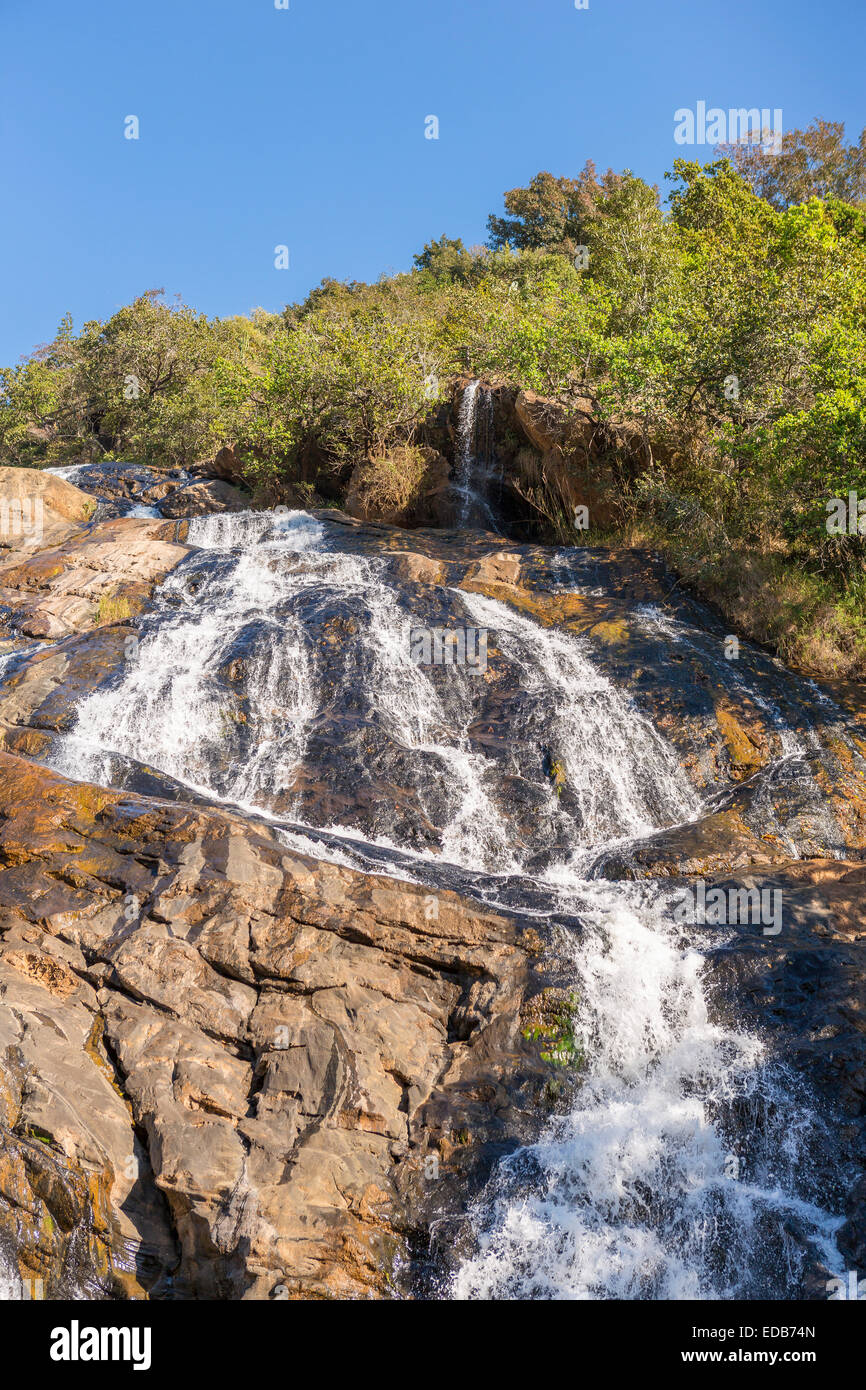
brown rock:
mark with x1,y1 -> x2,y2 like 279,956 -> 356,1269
211,446 -> 246,483
0,466 -> 95,557
513,389 -> 596,456
0,517 -> 189,641
0,752 -> 562,1299
160,481 -> 250,518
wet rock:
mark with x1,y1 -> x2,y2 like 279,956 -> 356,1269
0,627 -> 130,735
698,859 -> 866,1268
58,463 -> 184,507
596,754 -> 854,878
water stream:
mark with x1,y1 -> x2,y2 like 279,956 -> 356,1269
454,379 -> 503,531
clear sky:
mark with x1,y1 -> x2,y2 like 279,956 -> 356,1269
1,0 -> 864,365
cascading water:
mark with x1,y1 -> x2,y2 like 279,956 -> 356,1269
450,880 -> 844,1300
51,510 -> 515,866
454,379 -> 502,531
51,511 -> 324,812
458,589 -> 701,861
41,502 -> 847,1300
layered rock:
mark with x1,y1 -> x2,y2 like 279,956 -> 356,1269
0,517 -> 189,642
0,753 -> 566,1299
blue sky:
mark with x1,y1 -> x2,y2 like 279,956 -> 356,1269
1,0 -> 864,364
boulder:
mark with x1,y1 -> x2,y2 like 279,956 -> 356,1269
513,389 -> 596,457
0,466 -> 94,556
208,446 -> 246,484
159,480 -> 250,518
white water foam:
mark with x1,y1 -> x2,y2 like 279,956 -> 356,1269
451,880 -> 844,1300
459,589 -> 701,857
52,511 -> 324,810
52,508 -> 514,865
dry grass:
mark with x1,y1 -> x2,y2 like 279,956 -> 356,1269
357,445 -> 429,517
94,591 -> 132,626
345,444 -> 442,524
618,519 -> 866,680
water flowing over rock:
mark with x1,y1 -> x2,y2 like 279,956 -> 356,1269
0,470 -> 864,1300
452,380 -> 504,531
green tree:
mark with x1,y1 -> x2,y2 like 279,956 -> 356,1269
413,235 -> 476,284
486,164 -> 614,257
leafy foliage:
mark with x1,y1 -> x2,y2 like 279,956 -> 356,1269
2,135 -> 865,668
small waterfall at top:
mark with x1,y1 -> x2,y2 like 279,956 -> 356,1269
40,499 -> 846,1301
453,379 -> 503,531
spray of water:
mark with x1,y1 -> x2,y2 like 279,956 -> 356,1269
451,881 -> 843,1300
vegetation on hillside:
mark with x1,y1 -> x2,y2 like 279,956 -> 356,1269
1,119 -> 864,676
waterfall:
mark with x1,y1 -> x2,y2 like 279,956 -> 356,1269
44,464 -> 86,483
38,499 -> 846,1301
450,879 -> 844,1300
50,509 -> 698,872
51,509 -> 516,865
444,599 -> 845,1298
454,380 -> 502,531
458,589 -> 700,860
51,511 -> 325,812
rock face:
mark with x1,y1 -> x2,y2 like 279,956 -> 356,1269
158,480 -> 250,518
446,380 -> 628,537
0,467 -> 95,555
0,752 -> 564,1298
189,446 -> 247,486
6,462 -> 254,524
698,859 -> 866,1273
0,518 -> 189,641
